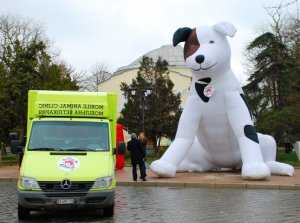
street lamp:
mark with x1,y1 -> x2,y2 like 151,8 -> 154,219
129,88 -> 152,132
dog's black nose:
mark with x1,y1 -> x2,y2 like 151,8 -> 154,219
195,55 -> 205,64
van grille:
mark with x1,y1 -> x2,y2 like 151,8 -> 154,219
44,192 -> 88,197
38,181 -> 94,192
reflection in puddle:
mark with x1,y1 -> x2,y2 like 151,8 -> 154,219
0,183 -> 300,223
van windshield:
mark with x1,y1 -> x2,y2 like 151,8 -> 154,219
28,121 -> 109,151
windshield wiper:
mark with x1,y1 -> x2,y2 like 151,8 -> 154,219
30,147 -> 103,151
66,147 -> 100,151
30,147 -> 64,151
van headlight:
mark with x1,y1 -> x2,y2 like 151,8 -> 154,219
92,177 -> 113,189
20,176 -> 40,190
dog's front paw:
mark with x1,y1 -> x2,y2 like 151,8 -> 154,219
150,160 -> 176,177
242,163 -> 271,180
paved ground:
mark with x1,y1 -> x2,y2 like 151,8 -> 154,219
1,182 -> 300,223
1,165 -> 300,189
0,165 -> 19,181
118,167 -> 300,189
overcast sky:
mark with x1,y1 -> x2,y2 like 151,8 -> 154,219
0,0 -> 296,82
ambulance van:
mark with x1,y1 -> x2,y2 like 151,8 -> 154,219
12,90 -> 117,219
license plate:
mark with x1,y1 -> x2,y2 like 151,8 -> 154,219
56,199 -> 75,205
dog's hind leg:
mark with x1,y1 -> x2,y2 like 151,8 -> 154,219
259,133 -> 294,176
177,138 -> 214,172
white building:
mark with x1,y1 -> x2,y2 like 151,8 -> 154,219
98,45 -> 192,113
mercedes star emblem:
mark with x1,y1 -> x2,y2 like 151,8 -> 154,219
60,179 -> 72,190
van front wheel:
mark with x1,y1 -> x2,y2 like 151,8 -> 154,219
103,204 -> 114,217
18,204 -> 31,220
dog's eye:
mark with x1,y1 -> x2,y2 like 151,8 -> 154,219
209,40 -> 215,44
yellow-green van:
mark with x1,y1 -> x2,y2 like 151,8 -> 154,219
13,90 -> 117,220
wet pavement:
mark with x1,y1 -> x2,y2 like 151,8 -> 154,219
3,166 -> 300,190
1,181 -> 300,223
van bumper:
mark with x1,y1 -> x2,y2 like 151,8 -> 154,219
18,190 -> 114,210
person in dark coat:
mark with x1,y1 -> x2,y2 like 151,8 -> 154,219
127,133 -> 146,181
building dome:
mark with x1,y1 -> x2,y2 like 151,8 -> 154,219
115,45 -> 186,73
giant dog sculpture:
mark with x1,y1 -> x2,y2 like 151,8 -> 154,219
150,22 -> 294,179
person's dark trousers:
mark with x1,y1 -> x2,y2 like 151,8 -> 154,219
132,160 -> 146,181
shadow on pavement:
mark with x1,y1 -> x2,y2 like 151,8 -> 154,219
18,210 -> 114,223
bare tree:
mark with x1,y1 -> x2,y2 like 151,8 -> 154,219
263,0 -> 300,61
264,0 -> 300,38
0,15 -> 46,59
92,63 -> 112,87
79,62 -> 112,91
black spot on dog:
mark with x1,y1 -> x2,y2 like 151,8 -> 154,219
240,94 -> 253,120
195,77 -> 211,102
173,27 -> 192,47
244,125 -> 259,143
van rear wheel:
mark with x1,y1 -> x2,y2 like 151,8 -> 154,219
18,204 -> 31,220
103,204 -> 114,217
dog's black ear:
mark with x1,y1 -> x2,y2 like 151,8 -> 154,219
173,27 -> 192,47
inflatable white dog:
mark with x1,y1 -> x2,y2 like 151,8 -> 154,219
150,22 -> 294,179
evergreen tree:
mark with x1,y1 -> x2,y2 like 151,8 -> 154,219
244,5 -> 300,142
244,32 -> 291,115
119,56 -> 182,151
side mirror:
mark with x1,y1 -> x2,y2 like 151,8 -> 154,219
21,136 -> 26,147
9,132 -> 18,140
9,132 -> 24,154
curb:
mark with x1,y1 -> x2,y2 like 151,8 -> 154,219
116,181 -> 300,190
0,178 -> 17,182
0,178 -> 299,190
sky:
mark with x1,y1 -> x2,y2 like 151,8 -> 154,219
0,0 -> 296,83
